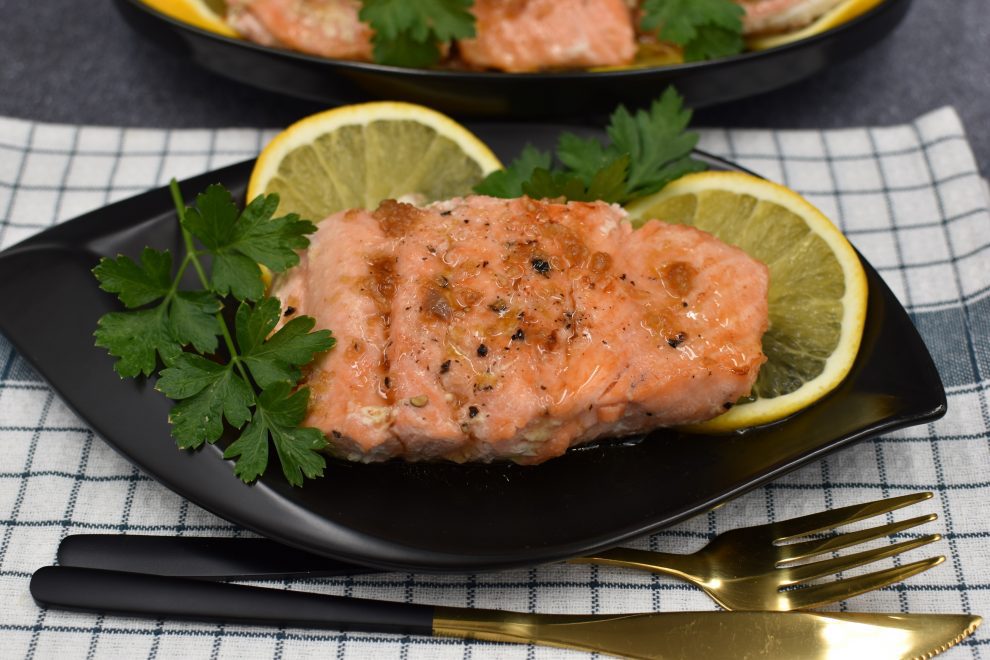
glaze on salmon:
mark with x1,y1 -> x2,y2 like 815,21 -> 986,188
271,196 -> 769,464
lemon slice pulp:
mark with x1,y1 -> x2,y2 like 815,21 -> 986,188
248,102 -> 502,221
626,171 -> 868,432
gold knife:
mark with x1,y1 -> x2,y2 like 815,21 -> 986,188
32,566 -> 981,659
435,609 -> 982,659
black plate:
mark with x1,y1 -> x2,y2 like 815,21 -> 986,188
113,0 -> 913,117
0,124 -> 945,572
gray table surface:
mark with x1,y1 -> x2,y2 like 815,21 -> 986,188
1,1 -> 987,174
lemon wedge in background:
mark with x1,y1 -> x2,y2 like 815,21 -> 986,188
626,171 -> 868,432
141,0 -> 239,38
248,102 -> 502,220
747,0 -> 884,50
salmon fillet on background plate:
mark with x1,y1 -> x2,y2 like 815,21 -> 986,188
271,195 -> 769,465
224,0 -> 637,71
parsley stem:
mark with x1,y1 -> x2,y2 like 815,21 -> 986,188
169,180 -> 253,386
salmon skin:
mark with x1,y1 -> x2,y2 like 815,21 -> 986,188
271,196 -> 769,465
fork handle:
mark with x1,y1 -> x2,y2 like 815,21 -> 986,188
58,534 -> 381,580
569,548 -> 705,581
31,566 -> 433,635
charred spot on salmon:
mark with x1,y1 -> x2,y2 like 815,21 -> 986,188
667,332 -> 687,349
368,255 -> 398,327
374,199 -> 422,237
660,261 -> 697,298
331,430 -> 342,439
590,251 -> 612,274
468,405 -> 479,418
283,306 -> 296,317
488,298 -> 509,315
423,287 -> 452,321
440,360 -> 451,374
511,328 -> 525,341
477,343 -> 489,357
531,257 -> 551,276
440,210 -> 452,217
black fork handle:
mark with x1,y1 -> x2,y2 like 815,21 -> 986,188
31,566 -> 434,635
58,535 -> 380,580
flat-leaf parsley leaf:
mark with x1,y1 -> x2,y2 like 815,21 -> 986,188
94,181 -> 335,486
474,88 -> 707,204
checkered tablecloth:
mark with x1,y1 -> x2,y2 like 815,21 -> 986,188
1,107 -> 988,659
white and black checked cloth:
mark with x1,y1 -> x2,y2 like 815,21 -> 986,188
1,108 -> 988,658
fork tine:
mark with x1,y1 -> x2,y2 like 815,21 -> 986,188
769,491 -> 933,541
781,556 -> 945,611
781,534 -> 942,585
778,513 -> 938,562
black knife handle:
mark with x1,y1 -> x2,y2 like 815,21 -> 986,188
58,535 -> 379,580
31,566 -> 435,635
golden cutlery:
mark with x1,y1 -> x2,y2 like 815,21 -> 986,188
31,565 -> 981,659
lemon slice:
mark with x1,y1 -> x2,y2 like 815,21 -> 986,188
141,0 -> 239,38
626,171 -> 868,432
747,0 -> 884,51
248,102 -> 502,221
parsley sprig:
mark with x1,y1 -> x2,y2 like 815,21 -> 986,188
359,0 -> 476,68
640,0 -> 745,62
93,182 -> 336,487
474,88 -> 707,204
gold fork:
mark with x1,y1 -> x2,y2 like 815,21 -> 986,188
55,492 -> 944,612
570,491 -> 943,610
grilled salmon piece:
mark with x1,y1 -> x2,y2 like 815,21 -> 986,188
226,0 -> 373,61
272,195 -> 769,464
269,208 -> 398,461
458,0 -> 637,72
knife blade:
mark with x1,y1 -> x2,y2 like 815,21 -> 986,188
31,566 -> 981,659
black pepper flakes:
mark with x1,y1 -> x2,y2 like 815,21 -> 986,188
477,344 -> 489,357
331,430 -> 342,438
667,332 -> 687,349
283,306 -> 296,316
440,360 -> 451,374
440,210 -> 453,216
468,406 -> 479,418
531,257 -> 551,276
488,298 -> 508,314
723,402 -> 734,410
511,328 -> 525,341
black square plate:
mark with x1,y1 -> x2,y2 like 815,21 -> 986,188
0,124 -> 945,572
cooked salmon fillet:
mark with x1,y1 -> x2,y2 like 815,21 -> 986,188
225,0 -> 373,61
271,195 -> 769,464
458,0 -> 637,72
